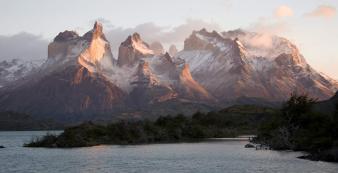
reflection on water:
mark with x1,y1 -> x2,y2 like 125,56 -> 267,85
0,131 -> 337,173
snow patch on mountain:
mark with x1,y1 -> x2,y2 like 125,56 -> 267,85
177,28 -> 338,101
0,59 -> 44,87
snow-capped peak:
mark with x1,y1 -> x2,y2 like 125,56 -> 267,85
3,23 -> 337,112
93,21 -> 103,34
184,28 -> 232,52
222,30 -> 305,62
117,33 -> 154,67
130,33 -> 154,55
177,29 -> 338,101
43,21 -> 115,73
78,21 -> 114,72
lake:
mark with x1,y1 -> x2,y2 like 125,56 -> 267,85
0,131 -> 337,173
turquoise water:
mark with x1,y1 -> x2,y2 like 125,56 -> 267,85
0,131 -> 337,173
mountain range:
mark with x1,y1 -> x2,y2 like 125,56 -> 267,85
0,21 -> 337,123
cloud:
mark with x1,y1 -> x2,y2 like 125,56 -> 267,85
248,17 -> 289,35
0,33 -> 48,61
0,19 -> 221,61
243,17 -> 292,49
275,5 -> 293,17
245,34 -> 274,49
305,5 -> 336,18
104,19 -> 221,56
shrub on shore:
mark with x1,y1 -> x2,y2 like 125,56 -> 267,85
25,107 -> 272,148
256,93 -> 338,162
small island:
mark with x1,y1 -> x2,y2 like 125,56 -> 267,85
25,105 -> 274,148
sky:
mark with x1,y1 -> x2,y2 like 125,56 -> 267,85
0,0 -> 337,78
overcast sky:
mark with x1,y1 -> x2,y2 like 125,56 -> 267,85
0,0 -> 337,78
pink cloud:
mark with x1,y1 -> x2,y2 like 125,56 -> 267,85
306,5 -> 336,18
248,17 -> 289,35
275,5 -> 294,17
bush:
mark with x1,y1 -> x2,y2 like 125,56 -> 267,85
25,105 -> 274,148
256,93 -> 338,162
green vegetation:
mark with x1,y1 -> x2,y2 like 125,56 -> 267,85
25,106 -> 274,148
255,93 -> 338,162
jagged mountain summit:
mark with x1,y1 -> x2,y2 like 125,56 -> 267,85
0,22 -> 126,122
46,22 -> 115,72
0,22 -> 213,122
117,32 -> 154,67
117,32 -> 214,106
0,22 -> 337,123
176,28 -> 338,104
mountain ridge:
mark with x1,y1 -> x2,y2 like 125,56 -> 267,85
0,22 -> 214,123
177,28 -> 338,103
0,22 -> 337,123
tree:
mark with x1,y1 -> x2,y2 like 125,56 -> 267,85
333,103 -> 338,138
281,93 -> 317,127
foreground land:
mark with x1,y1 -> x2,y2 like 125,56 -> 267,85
24,94 -> 338,163
255,94 -> 338,162
25,105 -> 274,147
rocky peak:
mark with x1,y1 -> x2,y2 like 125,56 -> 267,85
130,33 -> 153,54
117,33 -> 154,67
121,33 -> 146,46
221,29 -> 307,63
184,32 -> 208,50
163,52 -> 173,64
234,37 -> 242,46
226,38 -> 251,75
222,29 -> 246,39
199,28 -> 207,33
132,60 -> 159,87
150,53 -> 176,76
265,37 -> 307,67
54,31 -> 79,42
48,31 -> 82,60
131,32 -> 142,42
184,29 -> 227,51
93,21 -> 103,33
46,21 -> 115,73
77,22 -> 114,72
233,38 -> 247,55
196,28 -> 223,40
82,21 -> 107,42
92,21 -> 104,39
